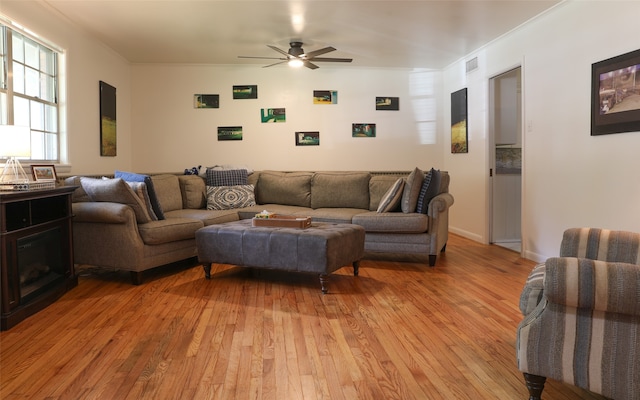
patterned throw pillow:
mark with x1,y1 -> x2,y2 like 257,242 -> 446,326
415,168 -> 442,214
377,178 -> 405,213
206,168 -> 248,187
206,185 -> 256,210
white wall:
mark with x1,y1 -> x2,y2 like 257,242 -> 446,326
9,0 -> 640,262
444,0 -> 640,260
2,1 -> 132,175
130,64 -> 444,172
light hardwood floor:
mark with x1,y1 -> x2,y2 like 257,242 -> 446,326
1,234 -> 607,399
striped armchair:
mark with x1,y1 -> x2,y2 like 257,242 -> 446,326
517,228 -> 640,400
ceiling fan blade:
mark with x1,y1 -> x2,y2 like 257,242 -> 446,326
302,46 -> 336,58
238,56 -> 287,60
303,61 -> 319,70
267,45 -> 291,58
309,57 -> 353,63
263,60 -> 288,68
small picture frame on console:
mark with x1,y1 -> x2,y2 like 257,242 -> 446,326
31,165 -> 57,182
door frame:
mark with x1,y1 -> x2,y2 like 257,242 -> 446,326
487,64 -> 524,255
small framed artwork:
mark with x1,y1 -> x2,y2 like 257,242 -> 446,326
233,85 -> 258,99
591,48 -> 640,136
31,164 -> 57,182
217,126 -> 243,141
194,94 -> 219,108
376,97 -> 399,111
295,131 -> 320,146
313,90 -> 338,104
352,123 -> 376,137
99,80 -> 117,157
451,88 -> 468,153
261,108 -> 286,123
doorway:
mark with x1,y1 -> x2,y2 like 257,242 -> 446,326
489,67 -> 522,253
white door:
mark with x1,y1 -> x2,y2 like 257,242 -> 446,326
489,67 -> 522,252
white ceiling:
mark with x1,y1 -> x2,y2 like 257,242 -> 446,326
41,0 -> 562,69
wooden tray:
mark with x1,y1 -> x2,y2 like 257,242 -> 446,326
252,215 -> 312,229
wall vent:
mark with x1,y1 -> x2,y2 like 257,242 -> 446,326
466,57 -> 478,73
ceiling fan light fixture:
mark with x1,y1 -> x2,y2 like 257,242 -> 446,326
288,59 -> 304,68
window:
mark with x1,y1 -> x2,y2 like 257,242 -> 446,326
0,23 -> 59,162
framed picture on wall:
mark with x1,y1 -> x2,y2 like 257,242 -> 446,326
451,88 -> 468,153
313,90 -> 338,104
352,123 -> 376,137
591,48 -> 640,136
217,126 -> 243,140
295,131 -> 320,146
376,97 -> 399,110
99,81 -> 117,157
194,94 -> 219,108
233,85 -> 257,99
261,108 -> 286,122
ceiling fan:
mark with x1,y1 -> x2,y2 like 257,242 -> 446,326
238,41 -> 352,70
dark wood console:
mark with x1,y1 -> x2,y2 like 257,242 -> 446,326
0,186 -> 78,330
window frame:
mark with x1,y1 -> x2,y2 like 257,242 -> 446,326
1,20 -> 61,164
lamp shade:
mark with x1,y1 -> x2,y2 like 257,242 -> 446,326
0,125 -> 31,158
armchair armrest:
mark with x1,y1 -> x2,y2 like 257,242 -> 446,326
544,256 -> 640,317
560,228 -> 640,264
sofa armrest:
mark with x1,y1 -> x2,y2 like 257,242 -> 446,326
427,192 -> 454,216
426,192 -> 454,256
544,257 -> 640,316
72,202 -> 136,224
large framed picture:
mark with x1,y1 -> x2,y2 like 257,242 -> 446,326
99,81 -> 117,156
451,88 -> 468,153
591,48 -> 640,136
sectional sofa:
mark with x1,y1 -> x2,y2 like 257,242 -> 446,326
65,168 -> 454,284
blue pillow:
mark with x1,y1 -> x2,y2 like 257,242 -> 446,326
114,170 -> 165,220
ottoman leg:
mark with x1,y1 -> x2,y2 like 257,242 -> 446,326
319,274 -> 329,294
353,261 -> 360,276
202,263 -> 212,279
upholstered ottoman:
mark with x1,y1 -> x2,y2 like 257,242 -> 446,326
195,219 -> 365,293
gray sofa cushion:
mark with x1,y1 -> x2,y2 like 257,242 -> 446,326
310,172 -> 370,209
151,174 -> 183,212
401,167 -> 424,213
178,175 -> 206,209
368,174 -> 404,211
352,211 -> 428,233
137,217 -> 203,245
164,208 -> 239,226
256,171 -> 312,207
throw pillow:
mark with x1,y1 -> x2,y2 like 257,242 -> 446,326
377,178 -> 405,213
416,168 -> 442,214
114,170 -> 165,220
401,167 -> 424,213
206,168 -> 248,187
206,184 -> 256,210
80,177 -> 153,223
126,181 -> 158,220
64,176 -> 91,202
